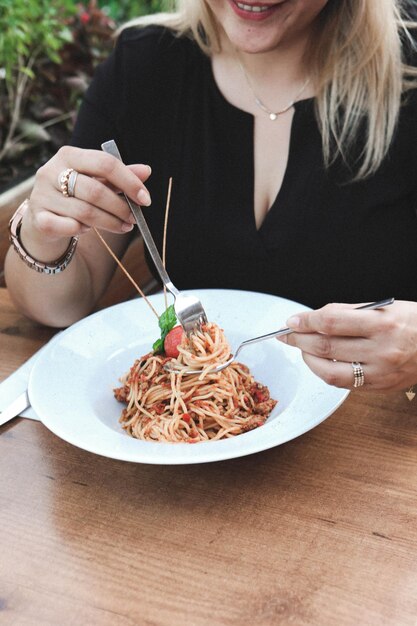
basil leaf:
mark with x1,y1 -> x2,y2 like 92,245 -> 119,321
158,304 -> 177,335
153,305 -> 178,354
152,337 -> 164,354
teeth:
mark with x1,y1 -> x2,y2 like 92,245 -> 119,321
236,3 -> 273,12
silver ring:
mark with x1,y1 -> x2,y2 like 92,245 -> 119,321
58,168 -> 78,197
67,169 -> 79,198
351,361 -> 365,388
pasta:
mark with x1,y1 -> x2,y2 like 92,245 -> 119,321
114,322 -> 277,443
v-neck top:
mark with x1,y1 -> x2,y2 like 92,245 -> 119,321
71,26 -> 417,309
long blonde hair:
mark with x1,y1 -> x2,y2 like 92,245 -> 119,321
122,0 -> 417,179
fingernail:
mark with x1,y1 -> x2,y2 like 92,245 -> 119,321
276,335 -> 288,344
286,316 -> 300,329
147,165 -> 152,175
121,222 -> 134,232
138,189 -> 151,205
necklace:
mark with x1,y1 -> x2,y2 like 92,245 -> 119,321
238,60 -> 310,121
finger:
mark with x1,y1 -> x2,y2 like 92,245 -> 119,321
34,209 -> 91,238
279,331 -> 372,362
301,353 -> 369,390
98,164 -> 152,193
53,146 -> 152,205
128,163 -> 152,182
285,302 -> 392,337
55,173 -> 135,225
47,193 -> 134,234
303,351 -> 408,390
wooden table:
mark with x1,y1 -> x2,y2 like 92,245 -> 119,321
1,287 -> 417,626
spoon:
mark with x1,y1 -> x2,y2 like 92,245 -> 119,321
164,297 -> 394,375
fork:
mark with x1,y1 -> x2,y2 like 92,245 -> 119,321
101,139 -> 208,335
165,297 -> 394,375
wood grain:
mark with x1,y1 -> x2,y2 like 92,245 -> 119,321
1,288 -> 417,626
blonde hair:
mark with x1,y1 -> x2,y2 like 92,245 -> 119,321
121,0 -> 417,179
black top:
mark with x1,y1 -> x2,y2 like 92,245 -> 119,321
71,26 -> 417,309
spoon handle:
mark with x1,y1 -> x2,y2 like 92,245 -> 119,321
234,297 -> 395,358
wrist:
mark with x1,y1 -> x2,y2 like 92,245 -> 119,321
9,199 -> 78,274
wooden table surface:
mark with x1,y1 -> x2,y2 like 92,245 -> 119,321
1,287 -> 417,626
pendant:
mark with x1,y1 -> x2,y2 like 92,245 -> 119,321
269,113 -> 277,121
406,387 -> 416,401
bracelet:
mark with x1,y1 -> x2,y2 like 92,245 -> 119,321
8,199 -> 79,275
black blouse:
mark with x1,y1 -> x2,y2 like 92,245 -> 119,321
71,26 -> 417,309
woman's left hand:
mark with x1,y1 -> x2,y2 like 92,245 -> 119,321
277,300 -> 417,391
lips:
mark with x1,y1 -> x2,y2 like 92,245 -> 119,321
229,0 -> 286,21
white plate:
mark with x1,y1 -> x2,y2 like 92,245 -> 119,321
28,289 -> 349,464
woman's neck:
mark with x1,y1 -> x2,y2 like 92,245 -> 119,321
218,29 -> 312,101
210,23 -> 315,122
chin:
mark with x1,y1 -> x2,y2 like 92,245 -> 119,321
226,29 -> 287,54
233,40 -> 283,54
218,5 -> 296,53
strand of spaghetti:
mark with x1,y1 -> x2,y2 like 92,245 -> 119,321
162,177 -> 173,311
92,227 -> 159,319
142,357 -> 159,381
174,378 -> 188,414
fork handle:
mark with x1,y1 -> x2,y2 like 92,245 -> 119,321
101,140 -> 179,298
234,298 -> 395,358
125,201 -> 179,297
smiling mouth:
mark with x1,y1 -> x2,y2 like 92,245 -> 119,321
230,1 -> 288,17
235,2 -> 275,12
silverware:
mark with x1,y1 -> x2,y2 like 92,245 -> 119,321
0,391 -> 30,428
101,139 -> 208,335
165,297 -> 395,375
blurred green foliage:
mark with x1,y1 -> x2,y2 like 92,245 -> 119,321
98,0 -> 174,23
0,0 -> 76,84
0,0 -> 175,184
0,0 -> 77,166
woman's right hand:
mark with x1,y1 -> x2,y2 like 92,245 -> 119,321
21,145 -> 152,257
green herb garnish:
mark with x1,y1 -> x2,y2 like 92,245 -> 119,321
152,304 -> 177,354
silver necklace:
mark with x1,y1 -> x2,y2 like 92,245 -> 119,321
238,60 -> 310,121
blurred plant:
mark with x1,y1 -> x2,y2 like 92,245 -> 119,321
0,0 -> 173,189
99,0 -> 174,23
0,1 -> 75,164
0,0 -> 116,188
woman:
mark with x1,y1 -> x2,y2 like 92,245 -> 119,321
5,0 -> 417,393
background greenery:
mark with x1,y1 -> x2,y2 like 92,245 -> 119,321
0,0 -> 172,189
99,0 -> 173,22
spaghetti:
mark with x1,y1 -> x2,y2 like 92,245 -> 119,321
114,322 -> 277,443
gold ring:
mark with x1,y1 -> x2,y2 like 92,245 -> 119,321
351,361 -> 365,388
58,168 -> 77,197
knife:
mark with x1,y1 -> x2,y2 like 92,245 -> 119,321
0,391 -> 30,427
